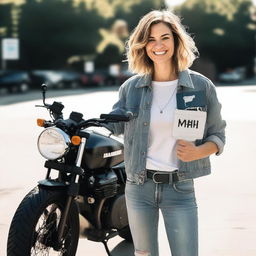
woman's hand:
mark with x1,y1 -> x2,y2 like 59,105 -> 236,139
176,140 -> 218,162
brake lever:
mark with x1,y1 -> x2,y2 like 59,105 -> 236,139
35,104 -> 51,108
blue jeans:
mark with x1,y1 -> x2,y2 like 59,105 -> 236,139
125,178 -> 198,256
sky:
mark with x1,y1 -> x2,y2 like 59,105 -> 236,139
165,0 -> 186,7
165,0 -> 256,7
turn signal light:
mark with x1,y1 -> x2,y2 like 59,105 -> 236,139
71,136 -> 81,145
37,119 -> 45,127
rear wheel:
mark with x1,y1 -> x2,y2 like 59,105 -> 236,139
7,186 -> 79,256
119,225 -> 133,242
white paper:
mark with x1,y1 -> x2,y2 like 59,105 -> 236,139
172,109 -> 207,140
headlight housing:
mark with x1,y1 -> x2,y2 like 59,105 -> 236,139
37,127 -> 70,160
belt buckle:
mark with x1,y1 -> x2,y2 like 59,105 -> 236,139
152,172 -> 164,184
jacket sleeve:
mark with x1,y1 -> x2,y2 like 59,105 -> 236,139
203,83 -> 226,155
106,84 -> 127,136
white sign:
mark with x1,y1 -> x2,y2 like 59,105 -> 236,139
84,61 -> 94,73
2,38 -> 19,60
109,64 -> 120,76
172,109 -> 207,141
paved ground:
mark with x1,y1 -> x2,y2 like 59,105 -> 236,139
0,83 -> 256,255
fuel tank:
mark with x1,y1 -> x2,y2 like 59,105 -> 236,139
81,129 -> 124,170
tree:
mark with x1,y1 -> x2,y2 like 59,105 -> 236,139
176,0 -> 256,76
0,4 -> 12,37
96,0 -> 166,67
3,0 -> 167,70
18,0 -> 103,69
0,4 -> 12,65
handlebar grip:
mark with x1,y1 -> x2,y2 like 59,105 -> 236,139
100,113 -> 131,122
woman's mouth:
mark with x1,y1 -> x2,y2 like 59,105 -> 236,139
153,51 -> 167,55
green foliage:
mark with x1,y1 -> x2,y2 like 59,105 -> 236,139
95,44 -> 124,68
5,0 -> 255,75
0,4 -> 11,33
18,0 -> 103,69
95,0 -> 166,67
114,0 -> 165,31
176,0 -> 256,75
2,0 -> 164,70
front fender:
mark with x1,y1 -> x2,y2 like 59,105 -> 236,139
38,179 -> 68,190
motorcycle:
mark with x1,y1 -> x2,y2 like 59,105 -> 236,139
7,84 -> 133,256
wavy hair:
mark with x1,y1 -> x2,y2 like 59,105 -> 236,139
126,10 -> 199,75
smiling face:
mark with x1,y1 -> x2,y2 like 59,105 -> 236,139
145,22 -> 175,67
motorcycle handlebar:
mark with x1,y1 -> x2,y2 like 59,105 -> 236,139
77,113 -> 132,131
99,113 -> 132,122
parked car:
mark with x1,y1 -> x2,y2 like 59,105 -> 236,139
83,70 -> 107,87
90,71 -> 106,86
84,69 -> 133,87
30,70 -> 64,89
56,70 -> 87,88
218,70 -> 243,83
30,70 -> 88,89
0,70 -> 30,94
117,69 -> 134,85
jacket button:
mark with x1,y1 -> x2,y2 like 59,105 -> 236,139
141,151 -> 146,156
143,122 -> 148,126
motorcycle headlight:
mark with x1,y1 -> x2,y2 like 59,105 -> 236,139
37,127 -> 70,160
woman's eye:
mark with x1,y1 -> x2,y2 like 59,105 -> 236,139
148,38 -> 154,42
163,37 -> 170,40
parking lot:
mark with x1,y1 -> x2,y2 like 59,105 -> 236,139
1,83 -> 256,255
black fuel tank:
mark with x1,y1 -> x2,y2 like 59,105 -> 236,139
81,129 -> 124,170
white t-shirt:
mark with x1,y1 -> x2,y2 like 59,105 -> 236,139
146,80 -> 178,172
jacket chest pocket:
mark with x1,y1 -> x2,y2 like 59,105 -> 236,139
125,104 -> 139,119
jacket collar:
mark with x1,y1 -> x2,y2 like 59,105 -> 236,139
135,69 -> 194,89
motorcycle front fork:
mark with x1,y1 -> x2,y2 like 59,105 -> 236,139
55,137 -> 114,256
56,137 -> 86,247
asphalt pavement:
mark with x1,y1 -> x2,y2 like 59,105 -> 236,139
1,81 -> 256,256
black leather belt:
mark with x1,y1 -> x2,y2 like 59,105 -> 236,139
147,169 -> 179,184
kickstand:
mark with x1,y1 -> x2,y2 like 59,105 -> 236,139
102,239 -> 112,256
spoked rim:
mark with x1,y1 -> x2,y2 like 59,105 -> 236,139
30,203 -> 72,256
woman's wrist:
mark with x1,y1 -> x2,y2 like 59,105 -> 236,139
196,141 -> 218,159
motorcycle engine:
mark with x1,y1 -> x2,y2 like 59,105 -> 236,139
93,170 -> 118,199
104,195 -> 129,229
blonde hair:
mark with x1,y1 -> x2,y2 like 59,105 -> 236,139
126,10 -> 199,75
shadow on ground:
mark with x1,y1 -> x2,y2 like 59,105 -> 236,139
0,86 -> 118,106
111,240 -> 134,256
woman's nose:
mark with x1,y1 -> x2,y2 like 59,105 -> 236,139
154,40 -> 164,49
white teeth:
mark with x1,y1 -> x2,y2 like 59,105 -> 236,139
154,51 -> 166,55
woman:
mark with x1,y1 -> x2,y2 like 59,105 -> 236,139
109,10 -> 226,256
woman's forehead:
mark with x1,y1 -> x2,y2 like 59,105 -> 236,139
149,22 -> 172,36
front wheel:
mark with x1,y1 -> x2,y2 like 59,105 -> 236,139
7,186 -> 79,256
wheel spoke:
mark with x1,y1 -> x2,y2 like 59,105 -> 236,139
31,203 -> 71,256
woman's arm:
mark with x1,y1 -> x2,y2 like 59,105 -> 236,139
176,140 -> 218,162
203,82 -> 226,155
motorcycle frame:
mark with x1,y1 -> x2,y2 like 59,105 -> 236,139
38,135 -> 127,246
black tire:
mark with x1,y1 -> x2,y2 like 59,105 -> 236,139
7,186 -> 79,256
70,81 -> 81,89
119,225 -> 133,243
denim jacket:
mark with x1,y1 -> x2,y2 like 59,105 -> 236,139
109,69 -> 226,184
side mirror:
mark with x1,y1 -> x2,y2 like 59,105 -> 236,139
41,83 -> 47,106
